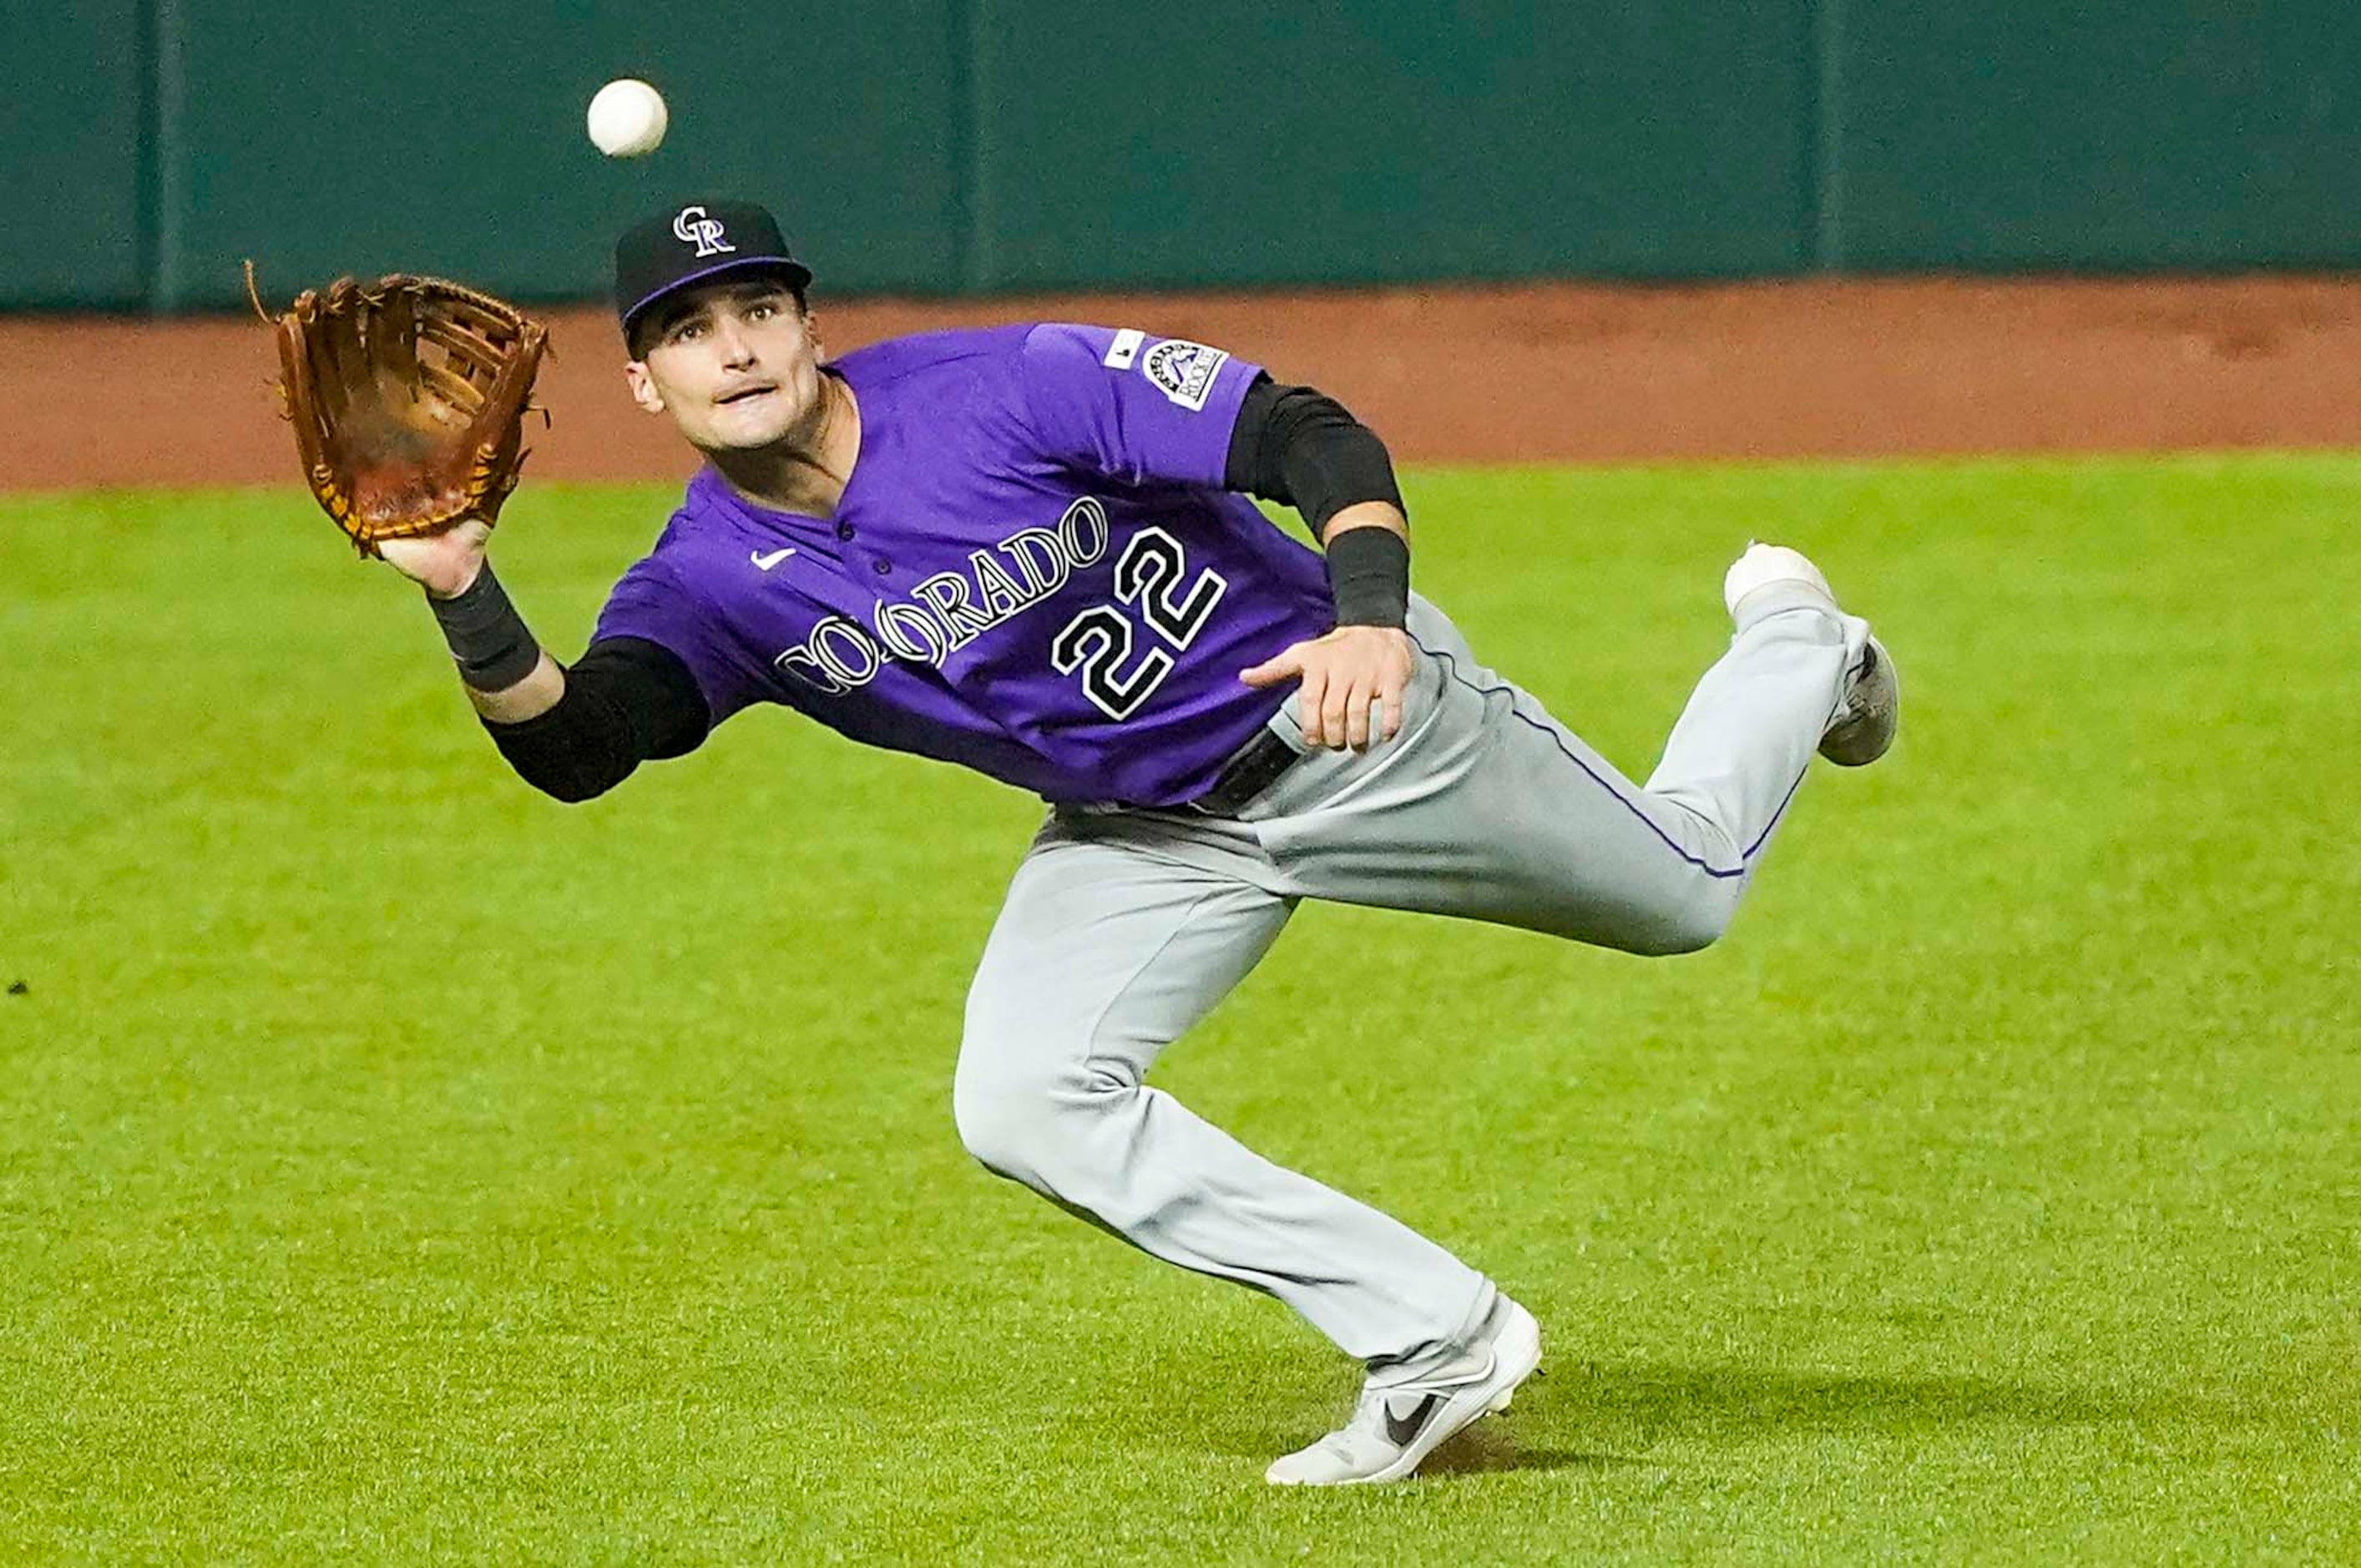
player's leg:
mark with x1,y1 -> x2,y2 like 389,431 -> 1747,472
953,818 -> 1498,1368
956,817 -> 1540,1483
1646,543 -> 1893,852
1251,547 -> 1888,953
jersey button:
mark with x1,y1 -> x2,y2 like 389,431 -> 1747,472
836,522 -> 857,541
872,558 -> 893,575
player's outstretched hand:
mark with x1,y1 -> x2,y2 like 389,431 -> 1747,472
377,518 -> 495,600
1241,626 -> 1416,751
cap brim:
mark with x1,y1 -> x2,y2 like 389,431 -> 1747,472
622,255 -> 816,342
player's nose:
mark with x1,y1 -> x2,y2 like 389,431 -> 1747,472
714,317 -> 758,369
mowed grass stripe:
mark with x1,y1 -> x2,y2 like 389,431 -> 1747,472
2,456 -> 2355,1563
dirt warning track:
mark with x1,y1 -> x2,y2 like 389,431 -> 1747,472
7,274 -> 2360,493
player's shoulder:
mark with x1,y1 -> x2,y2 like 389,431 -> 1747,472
828,321 -> 1166,385
1013,321 -> 1210,374
829,324 -> 1131,444
828,323 -> 1036,387
1014,324 -> 1255,422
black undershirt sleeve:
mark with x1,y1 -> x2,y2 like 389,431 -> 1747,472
483,635 -> 710,803
1222,374 -> 1407,539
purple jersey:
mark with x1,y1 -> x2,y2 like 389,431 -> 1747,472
592,324 -> 1336,806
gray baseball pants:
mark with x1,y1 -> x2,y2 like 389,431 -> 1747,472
953,587 -> 1867,1368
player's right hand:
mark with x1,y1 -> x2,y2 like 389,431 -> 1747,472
377,518 -> 494,599
1241,625 -> 1415,751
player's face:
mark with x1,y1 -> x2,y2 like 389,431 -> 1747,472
626,281 -> 827,454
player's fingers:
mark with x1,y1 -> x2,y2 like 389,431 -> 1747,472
1378,635 -> 1417,742
1295,664 -> 1330,746
1379,670 -> 1406,743
1344,671 -> 1373,751
1319,665 -> 1352,751
1239,647 -> 1305,688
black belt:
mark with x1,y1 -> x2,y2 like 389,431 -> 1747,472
1185,726 -> 1305,817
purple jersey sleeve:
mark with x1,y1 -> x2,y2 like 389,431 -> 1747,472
591,554 -> 770,727
1017,324 -> 1263,489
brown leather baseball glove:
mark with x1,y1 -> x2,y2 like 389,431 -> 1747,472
258,271 -> 549,557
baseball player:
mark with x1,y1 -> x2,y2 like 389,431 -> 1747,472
374,199 -> 1897,1485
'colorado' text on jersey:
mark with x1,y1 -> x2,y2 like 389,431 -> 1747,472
593,324 -> 1335,806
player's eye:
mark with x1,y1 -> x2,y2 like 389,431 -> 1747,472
747,301 -> 776,322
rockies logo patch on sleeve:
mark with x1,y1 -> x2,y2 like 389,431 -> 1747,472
1140,338 -> 1229,412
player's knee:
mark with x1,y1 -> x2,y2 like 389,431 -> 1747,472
1630,886 -> 1736,956
956,989 -> 1038,1176
953,1042 -> 1135,1201
952,1060 -> 1040,1181
951,1050 -> 1084,1176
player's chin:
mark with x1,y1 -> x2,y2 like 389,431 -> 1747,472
702,395 -> 797,448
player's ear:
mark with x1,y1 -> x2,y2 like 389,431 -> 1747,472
624,360 -> 665,416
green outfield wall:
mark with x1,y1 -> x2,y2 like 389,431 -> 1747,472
6,1 -> 2357,311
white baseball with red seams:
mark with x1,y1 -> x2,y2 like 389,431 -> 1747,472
587,78 -> 668,159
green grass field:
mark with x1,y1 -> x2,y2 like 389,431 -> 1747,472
4,457 -> 2356,1563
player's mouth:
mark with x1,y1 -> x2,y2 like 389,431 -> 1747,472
714,382 -> 778,407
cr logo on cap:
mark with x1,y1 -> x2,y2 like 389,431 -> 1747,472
672,205 -> 736,259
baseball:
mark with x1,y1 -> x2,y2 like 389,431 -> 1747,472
587,78 -> 668,159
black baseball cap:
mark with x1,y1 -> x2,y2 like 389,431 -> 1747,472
614,198 -> 814,349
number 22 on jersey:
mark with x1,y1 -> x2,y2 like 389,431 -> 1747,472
1051,527 -> 1226,720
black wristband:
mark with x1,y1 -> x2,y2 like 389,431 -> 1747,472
1324,526 -> 1409,630
428,562 -> 542,692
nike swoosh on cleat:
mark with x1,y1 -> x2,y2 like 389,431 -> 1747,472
1383,1392 -> 1443,1447
751,548 -> 796,571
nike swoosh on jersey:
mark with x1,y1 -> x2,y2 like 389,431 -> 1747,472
1382,1392 -> 1443,1447
751,548 -> 797,571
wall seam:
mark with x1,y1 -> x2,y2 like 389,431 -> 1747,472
1811,0 -> 1847,271
943,0 -> 974,293
965,0 -> 996,291
133,0 -> 158,309
151,0 -> 188,310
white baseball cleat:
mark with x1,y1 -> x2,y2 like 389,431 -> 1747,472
1722,541 -> 1899,767
1819,637 -> 1898,766
1265,1297 -> 1542,1486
